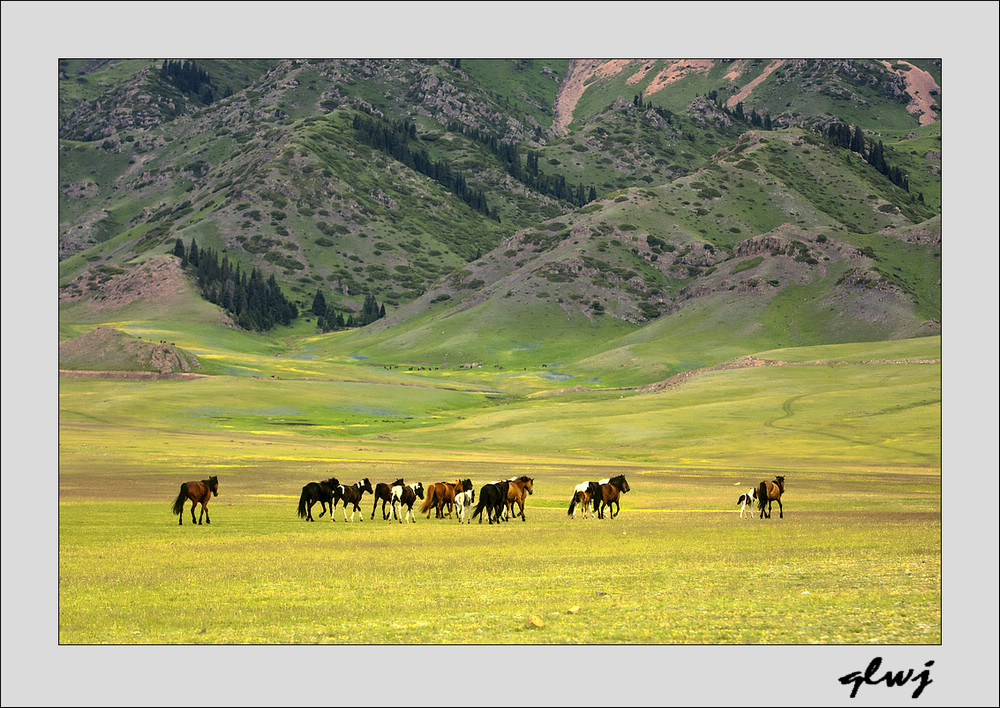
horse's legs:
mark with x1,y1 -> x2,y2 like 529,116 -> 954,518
203,501 -> 211,525
190,502 -> 198,525
777,499 -> 783,518
178,499 -> 184,525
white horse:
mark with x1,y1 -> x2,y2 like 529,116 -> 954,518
454,488 -> 475,523
737,486 -> 758,519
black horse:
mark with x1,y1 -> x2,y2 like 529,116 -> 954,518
471,480 -> 509,525
297,477 -> 340,521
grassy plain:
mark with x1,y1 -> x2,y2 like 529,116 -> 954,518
57,336 -> 941,645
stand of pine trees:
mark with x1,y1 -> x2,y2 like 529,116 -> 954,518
703,92 -> 775,131
160,60 -> 217,105
310,288 -> 384,333
824,120 -> 909,191
444,120 -> 598,208
174,238 -> 298,331
352,113 -> 497,221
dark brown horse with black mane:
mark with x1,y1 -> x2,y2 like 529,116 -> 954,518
505,476 -> 534,521
371,478 -> 405,520
172,476 -> 219,525
597,475 -> 630,519
757,475 -> 785,519
334,478 -> 373,521
297,477 -> 339,521
420,479 -> 473,519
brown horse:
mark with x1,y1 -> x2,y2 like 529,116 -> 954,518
420,479 -> 472,519
597,475 -> 630,519
172,475 -> 219,526
505,476 -> 534,521
757,475 -> 785,519
371,478 -> 405,520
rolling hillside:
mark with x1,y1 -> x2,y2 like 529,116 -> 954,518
58,58 -> 942,381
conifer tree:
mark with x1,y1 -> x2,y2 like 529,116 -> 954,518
311,289 -> 327,317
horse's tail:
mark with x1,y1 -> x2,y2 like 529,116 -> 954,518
757,482 -> 768,511
568,492 -> 578,516
297,488 -> 309,519
172,483 -> 188,516
419,488 -> 436,514
471,495 -> 486,521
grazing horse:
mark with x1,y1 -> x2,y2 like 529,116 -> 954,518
334,478 -> 373,521
737,486 -> 758,519
371,478 -> 405,520
454,487 -> 476,523
568,481 -> 602,519
391,482 -> 424,524
172,476 -> 219,526
597,475 -> 630,519
297,477 -> 340,521
505,476 -> 534,522
757,475 -> 786,519
420,479 -> 473,519
471,480 -> 509,525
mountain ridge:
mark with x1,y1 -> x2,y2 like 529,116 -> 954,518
58,58 -> 942,380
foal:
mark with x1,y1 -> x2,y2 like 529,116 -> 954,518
454,487 -> 475,523
737,486 -> 757,519
568,481 -> 601,519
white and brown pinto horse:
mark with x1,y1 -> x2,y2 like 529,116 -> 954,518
567,481 -> 602,519
454,486 -> 476,523
757,475 -> 785,519
737,486 -> 758,519
334,478 -> 373,521
391,482 -> 424,524
371,478 -> 405,520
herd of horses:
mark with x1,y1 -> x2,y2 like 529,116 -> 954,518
171,471 -> 788,525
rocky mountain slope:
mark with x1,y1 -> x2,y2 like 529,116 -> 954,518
58,58 -> 942,358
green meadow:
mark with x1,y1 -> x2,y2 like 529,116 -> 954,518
57,333 -> 941,644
